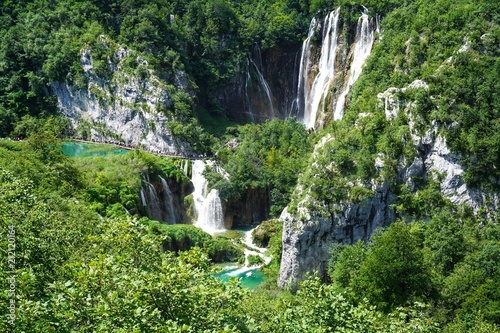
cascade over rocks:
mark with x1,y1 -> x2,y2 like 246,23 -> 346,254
278,79 -> 499,288
295,7 -> 377,128
191,160 -> 227,233
219,8 -> 377,127
52,40 -> 192,154
139,172 -> 193,224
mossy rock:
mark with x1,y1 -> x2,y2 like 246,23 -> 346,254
253,219 -> 282,248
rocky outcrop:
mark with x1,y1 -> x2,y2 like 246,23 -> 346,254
52,38 -> 192,154
278,79 -> 499,288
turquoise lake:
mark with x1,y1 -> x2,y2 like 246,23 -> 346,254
214,265 -> 266,290
62,142 -> 129,157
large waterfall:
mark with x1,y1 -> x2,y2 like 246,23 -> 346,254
333,11 -> 375,120
301,8 -> 341,129
295,17 -> 318,121
191,160 -> 226,234
296,7 -> 376,127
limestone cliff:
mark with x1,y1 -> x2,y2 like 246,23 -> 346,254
278,79 -> 499,288
51,37 -> 192,154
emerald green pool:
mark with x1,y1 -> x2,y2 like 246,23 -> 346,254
62,142 -> 129,157
214,265 -> 266,290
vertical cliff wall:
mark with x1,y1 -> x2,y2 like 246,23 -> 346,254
52,38 -> 192,154
219,7 -> 377,128
278,78 -> 499,287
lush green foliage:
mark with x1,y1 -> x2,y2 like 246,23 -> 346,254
207,118 -> 312,217
252,219 -> 282,248
147,221 -> 244,263
0,0 -> 311,140
346,0 -> 500,190
328,215 -> 500,329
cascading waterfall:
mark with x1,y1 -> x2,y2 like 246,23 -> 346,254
159,176 -> 177,224
144,182 -> 162,221
199,189 -> 225,233
191,160 -> 226,234
295,17 -> 318,121
302,8 -> 341,129
140,189 -> 147,208
244,58 -> 257,122
244,43 -> 276,122
140,174 -> 178,224
333,10 -> 375,120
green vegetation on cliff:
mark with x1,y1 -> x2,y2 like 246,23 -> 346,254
0,0 -> 311,140
205,117 -> 313,217
0,0 -> 499,331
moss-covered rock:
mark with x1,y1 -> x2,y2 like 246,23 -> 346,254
252,219 -> 282,248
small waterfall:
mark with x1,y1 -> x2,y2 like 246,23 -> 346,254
242,227 -> 271,266
333,11 -> 375,120
140,189 -> 147,207
244,44 -> 276,122
244,58 -> 257,122
249,58 -> 275,119
302,8 -> 341,129
144,181 -> 162,221
191,160 -> 226,234
159,176 -> 177,224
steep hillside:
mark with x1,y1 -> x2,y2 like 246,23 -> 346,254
1,0 -> 499,331
278,0 -> 499,286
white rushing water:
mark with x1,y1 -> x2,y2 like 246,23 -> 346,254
140,188 -> 147,208
144,182 -> 162,221
198,189 -> 224,233
159,176 -> 177,224
302,8 -> 341,129
241,227 -> 271,266
333,11 -> 375,120
296,17 -> 318,121
191,160 -> 226,234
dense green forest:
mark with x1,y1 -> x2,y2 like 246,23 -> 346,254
1,0 -> 499,332
2,121 -> 499,331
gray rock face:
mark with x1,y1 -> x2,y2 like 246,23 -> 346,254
278,79 -> 498,288
279,179 -> 396,287
52,42 -> 191,154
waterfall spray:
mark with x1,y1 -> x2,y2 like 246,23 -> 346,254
191,160 -> 226,234
301,8 -> 341,129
